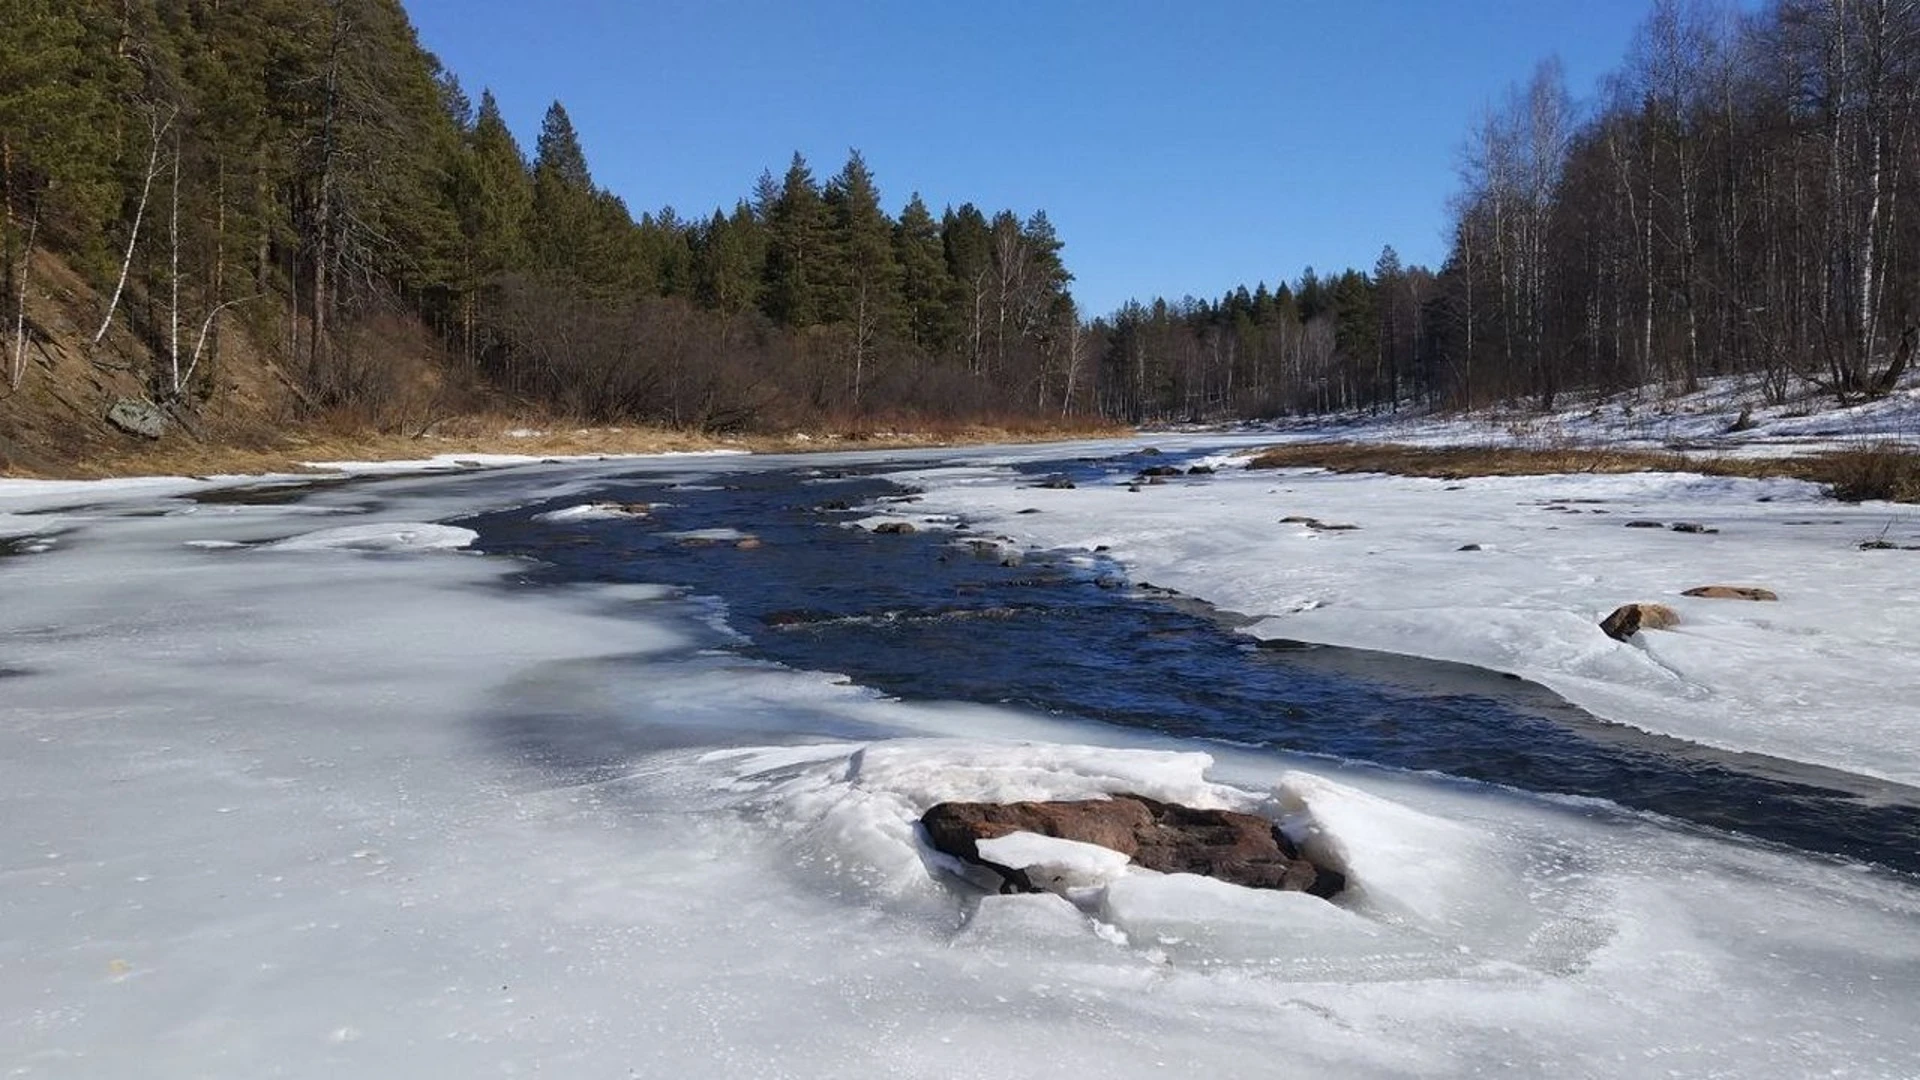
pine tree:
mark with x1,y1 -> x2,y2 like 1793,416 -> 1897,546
823,149 -> 901,402
941,203 -> 991,372
761,152 -> 826,327
694,200 -> 763,314
894,192 -> 952,352
529,100 -> 597,280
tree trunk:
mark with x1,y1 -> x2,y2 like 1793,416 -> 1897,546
168,128 -> 181,394
9,201 -> 37,390
93,106 -> 171,346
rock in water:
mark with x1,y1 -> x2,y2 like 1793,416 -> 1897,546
1600,602 -> 1681,641
920,794 -> 1344,899
1681,585 -> 1778,601
106,398 -> 167,439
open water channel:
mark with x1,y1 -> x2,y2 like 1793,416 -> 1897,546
451,447 -> 1920,878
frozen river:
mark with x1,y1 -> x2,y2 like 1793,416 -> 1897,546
4,441 -> 1918,1078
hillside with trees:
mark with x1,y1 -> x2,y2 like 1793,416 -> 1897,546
1,0 -> 1916,471
0,0 -> 1080,469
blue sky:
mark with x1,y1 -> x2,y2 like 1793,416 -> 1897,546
405,1 -> 1657,318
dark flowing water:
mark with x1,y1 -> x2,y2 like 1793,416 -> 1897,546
453,451 -> 1920,876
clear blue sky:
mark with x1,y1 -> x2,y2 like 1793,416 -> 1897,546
405,0 -> 1655,318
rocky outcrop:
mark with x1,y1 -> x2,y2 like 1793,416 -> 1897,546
920,794 -> 1344,899
1681,585 -> 1777,601
106,398 -> 167,439
1600,602 -> 1681,641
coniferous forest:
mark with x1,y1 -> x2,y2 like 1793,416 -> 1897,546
1,0 -> 1916,441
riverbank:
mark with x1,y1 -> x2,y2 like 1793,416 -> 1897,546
0,416 -> 1130,481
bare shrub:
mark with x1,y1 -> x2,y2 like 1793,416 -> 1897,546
1823,442 -> 1920,503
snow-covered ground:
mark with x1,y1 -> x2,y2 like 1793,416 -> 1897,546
3,443 -> 1919,1078
1239,373 -> 1920,453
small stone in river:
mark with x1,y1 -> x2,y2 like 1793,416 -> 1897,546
1625,520 -> 1665,529
872,521 -> 916,535
1036,477 -> 1077,490
1670,522 -> 1718,534
1681,585 -> 1776,601
1457,543 -> 1483,551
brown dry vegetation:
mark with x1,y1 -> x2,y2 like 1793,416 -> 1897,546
6,406 -> 1127,482
1246,441 -> 1920,503
0,245 -> 1126,481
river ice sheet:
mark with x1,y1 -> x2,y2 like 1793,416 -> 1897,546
2,450 -> 1918,1078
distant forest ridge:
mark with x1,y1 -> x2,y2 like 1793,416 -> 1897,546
1,0 -> 1915,433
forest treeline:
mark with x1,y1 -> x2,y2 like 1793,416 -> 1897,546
2,0 -> 1916,436
1125,0 -> 1919,419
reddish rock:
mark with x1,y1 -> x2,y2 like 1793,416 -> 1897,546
920,794 -> 1344,899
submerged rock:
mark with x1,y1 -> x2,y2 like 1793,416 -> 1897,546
1682,585 -> 1777,601
1280,515 -> 1360,532
1600,602 -> 1681,641
871,521 -> 916,535
920,794 -> 1344,900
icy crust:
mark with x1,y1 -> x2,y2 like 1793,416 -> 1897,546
706,741 -> 1606,976
265,521 -> 478,551
531,501 -> 649,523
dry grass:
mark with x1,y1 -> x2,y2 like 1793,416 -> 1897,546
4,414 -> 1133,481
1246,440 -> 1920,503
1821,442 -> 1920,503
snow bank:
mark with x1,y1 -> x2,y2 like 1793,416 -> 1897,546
1238,372 -> 1920,452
